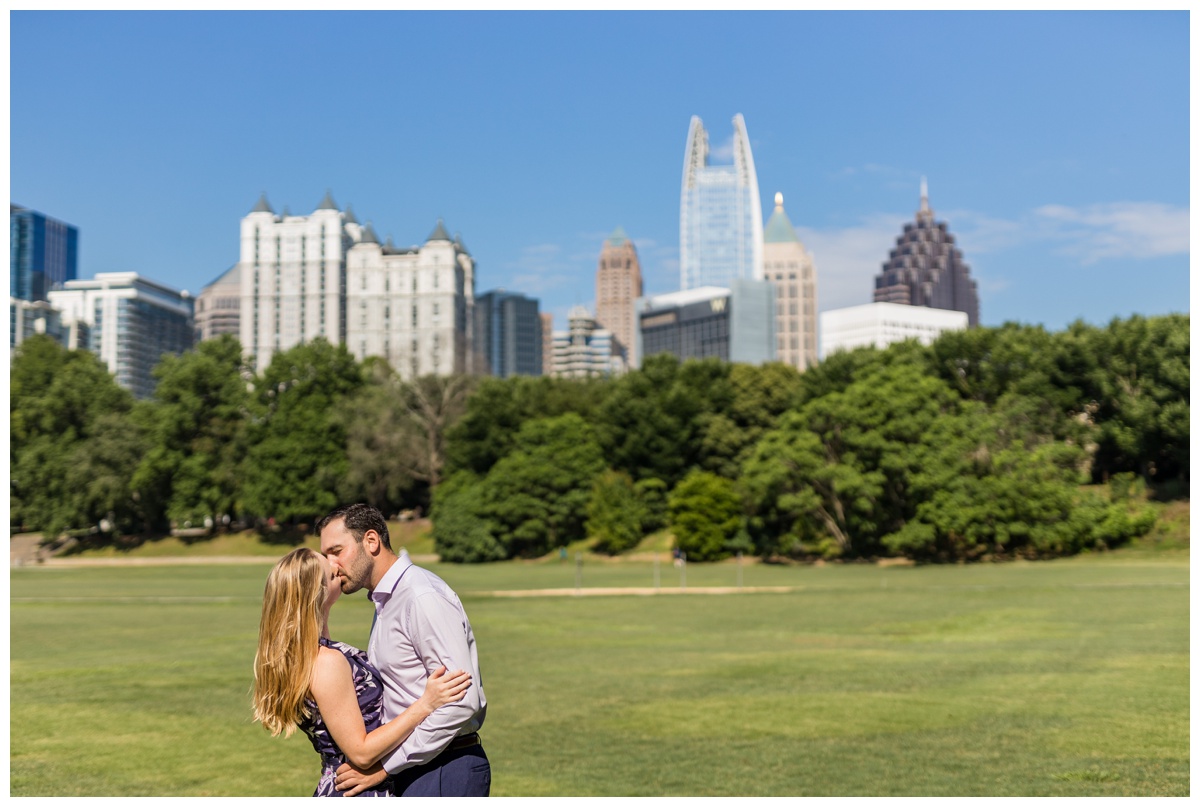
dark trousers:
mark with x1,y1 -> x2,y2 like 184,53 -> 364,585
390,743 -> 490,797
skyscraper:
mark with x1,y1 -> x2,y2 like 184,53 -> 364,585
874,180 -> 980,327
10,204 -> 78,301
594,226 -> 642,363
473,289 -> 542,377
762,192 -> 818,371
679,114 -> 763,290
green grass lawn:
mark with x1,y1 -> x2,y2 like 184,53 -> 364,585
9,550 -> 1189,796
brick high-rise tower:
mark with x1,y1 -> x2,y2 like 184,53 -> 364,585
595,226 -> 642,363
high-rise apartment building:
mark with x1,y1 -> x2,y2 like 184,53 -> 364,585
239,192 -> 354,370
345,219 -> 475,380
679,114 -> 763,290
874,180 -> 979,327
195,264 -> 241,342
473,289 -> 542,377
48,272 -> 194,399
594,226 -> 642,364
11,204 -> 79,301
551,306 -> 621,378
762,193 -> 818,371
236,193 -> 475,378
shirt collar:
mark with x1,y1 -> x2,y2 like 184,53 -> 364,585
369,548 -> 412,609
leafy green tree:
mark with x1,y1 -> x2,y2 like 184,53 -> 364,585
667,469 -> 742,562
10,338 -> 144,538
586,470 -> 645,555
741,361 -> 960,558
633,477 -> 669,534
445,375 -> 608,477
430,472 -> 506,563
241,339 -> 363,524
132,335 -> 251,530
476,413 -> 606,558
1085,314 -> 1189,486
336,364 -> 476,514
884,397 -> 1155,560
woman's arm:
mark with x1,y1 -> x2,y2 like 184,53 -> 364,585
310,647 -> 470,769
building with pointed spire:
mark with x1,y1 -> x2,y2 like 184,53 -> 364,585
595,226 -> 642,366
873,180 -> 979,327
679,114 -> 763,290
238,191 -> 357,370
345,217 -> 475,379
762,192 -> 818,371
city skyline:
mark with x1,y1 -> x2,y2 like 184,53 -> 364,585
11,11 -> 1189,334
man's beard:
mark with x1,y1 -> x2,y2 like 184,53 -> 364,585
339,549 -> 372,594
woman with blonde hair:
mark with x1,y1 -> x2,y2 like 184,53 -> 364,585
253,547 -> 471,797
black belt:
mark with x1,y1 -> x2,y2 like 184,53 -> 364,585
447,732 -> 481,751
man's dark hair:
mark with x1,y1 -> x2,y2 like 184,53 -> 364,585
316,503 -> 392,551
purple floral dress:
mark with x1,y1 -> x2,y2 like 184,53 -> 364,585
299,638 -> 393,798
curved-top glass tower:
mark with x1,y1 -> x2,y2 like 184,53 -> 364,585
679,114 -> 763,290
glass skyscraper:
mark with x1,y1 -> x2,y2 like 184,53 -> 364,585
679,114 -> 763,290
10,204 -> 78,301
473,289 -> 542,377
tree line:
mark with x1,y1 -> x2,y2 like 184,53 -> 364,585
9,313 -> 1188,563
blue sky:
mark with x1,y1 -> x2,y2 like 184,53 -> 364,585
10,11 -> 1190,332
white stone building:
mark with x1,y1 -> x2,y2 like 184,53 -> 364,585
236,193 -> 474,379
345,219 -> 475,379
819,301 -> 968,360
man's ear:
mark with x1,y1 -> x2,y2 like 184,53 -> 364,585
362,529 -> 382,556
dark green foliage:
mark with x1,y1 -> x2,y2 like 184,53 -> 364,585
742,360 -> 960,559
444,375 -> 608,477
241,339 -> 363,524
586,470 -> 645,555
429,472 -> 506,563
476,413 -> 606,557
132,335 -> 250,530
667,469 -> 742,562
633,477 -> 669,534
10,337 -> 144,537
1085,314 -> 1189,485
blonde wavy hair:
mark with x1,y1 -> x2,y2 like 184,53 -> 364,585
252,547 -> 325,737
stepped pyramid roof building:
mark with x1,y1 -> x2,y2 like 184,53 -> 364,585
873,180 -> 979,327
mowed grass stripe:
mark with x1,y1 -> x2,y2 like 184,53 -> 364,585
10,553 -> 1189,796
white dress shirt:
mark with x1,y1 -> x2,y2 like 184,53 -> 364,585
367,549 -> 487,774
